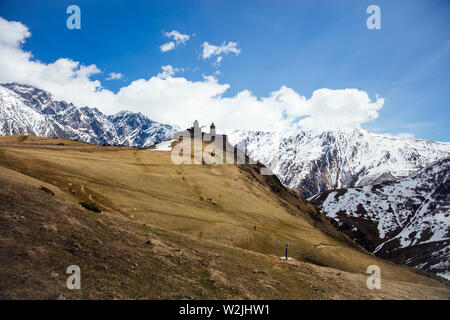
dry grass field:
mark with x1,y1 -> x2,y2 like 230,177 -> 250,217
0,135 -> 448,299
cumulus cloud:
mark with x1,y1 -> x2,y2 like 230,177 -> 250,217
160,30 -> 190,52
202,41 -> 240,66
106,72 -> 123,80
157,65 -> 184,78
0,17 -> 30,46
296,88 -> 384,129
0,17 -> 384,132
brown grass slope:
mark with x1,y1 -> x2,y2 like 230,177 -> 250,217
0,135 -> 448,299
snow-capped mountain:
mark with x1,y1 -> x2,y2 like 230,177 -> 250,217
310,157 -> 450,280
227,129 -> 450,198
0,83 -> 177,147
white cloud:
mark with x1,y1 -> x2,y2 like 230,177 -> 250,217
0,17 -> 30,46
0,17 -> 115,111
164,30 -> 190,44
215,56 -> 223,66
157,65 -> 183,78
202,41 -> 240,59
160,30 -> 190,52
160,41 -> 175,52
295,88 -> 384,129
106,72 -> 123,80
0,17 -> 384,133
201,41 -> 240,66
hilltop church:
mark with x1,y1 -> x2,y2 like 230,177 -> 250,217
172,120 -> 228,144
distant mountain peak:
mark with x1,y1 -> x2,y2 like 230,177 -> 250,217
0,83 -> 177,147
228,128 -> 450,198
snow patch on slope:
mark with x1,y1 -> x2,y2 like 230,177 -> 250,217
150,139 -> 174,151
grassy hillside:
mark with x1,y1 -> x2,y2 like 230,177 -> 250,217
0,135 -> 448,299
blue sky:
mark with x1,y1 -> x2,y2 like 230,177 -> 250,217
0,0 -> 449,140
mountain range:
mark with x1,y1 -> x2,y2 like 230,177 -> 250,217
0,83 -> 177,148
310,157 -> 450,280
227,129 -> 450,198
